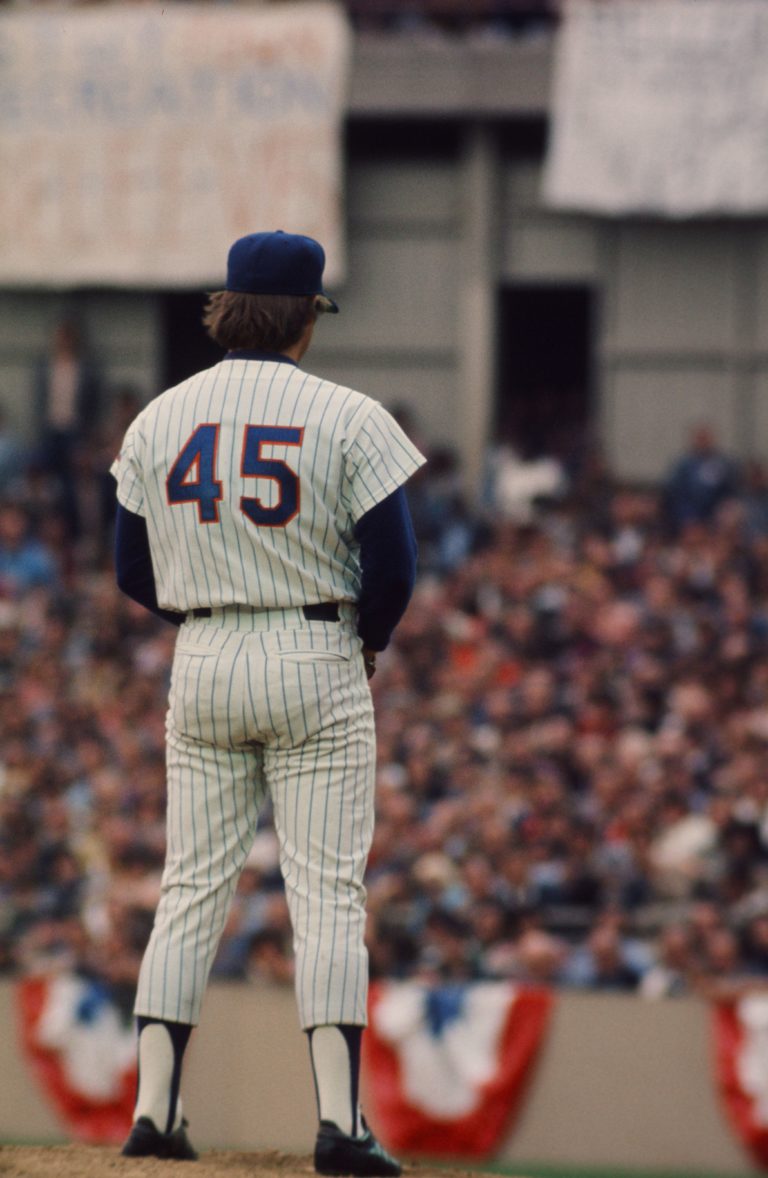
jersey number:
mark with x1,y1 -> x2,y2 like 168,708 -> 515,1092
166,423 -> 303,527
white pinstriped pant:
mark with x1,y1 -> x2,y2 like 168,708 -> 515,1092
134,605 -> 375,1030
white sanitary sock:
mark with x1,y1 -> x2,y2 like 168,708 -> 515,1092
134,1023 -> 182,1131
309,1025 -> 359,1136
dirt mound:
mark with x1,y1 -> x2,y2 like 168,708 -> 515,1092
0,1145 -> 519,1178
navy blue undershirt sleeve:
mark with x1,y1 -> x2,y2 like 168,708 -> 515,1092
354,485 -> 418,652
114,503 -> 185,627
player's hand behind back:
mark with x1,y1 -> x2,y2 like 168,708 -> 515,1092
362,648 -> 377,680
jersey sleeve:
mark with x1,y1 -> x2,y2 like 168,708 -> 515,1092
109,420 -> 146,517
342,401 -> 427,523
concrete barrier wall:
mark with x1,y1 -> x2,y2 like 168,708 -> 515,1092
0,980 -> 760,1174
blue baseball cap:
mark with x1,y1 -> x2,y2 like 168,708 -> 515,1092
225,230 -> 339,313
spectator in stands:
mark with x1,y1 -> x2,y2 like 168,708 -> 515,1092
560,916 -> 650,991
483,437 -> 566,524
504,927 -> 569,985
246,927 -> 295,988
407,447 -> 480,574
0,502 -> 58,595
639,924 -> 697,998
0,409 -> 25,496
33,319 -> 101,540
740,913 -> 768,977
694,926 -> 748,999
662,423 -> 739,536
740,459 -> 768,538
416,908 -> 481,982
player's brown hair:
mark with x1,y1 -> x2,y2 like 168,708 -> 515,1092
202,291 -> 316,353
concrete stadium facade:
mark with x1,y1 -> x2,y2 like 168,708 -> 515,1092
2,30 -> 767,492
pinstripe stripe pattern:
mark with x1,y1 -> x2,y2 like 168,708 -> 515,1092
135,612 -> 374,1028
111,359 -> 425,611
113,357 -> 425,1034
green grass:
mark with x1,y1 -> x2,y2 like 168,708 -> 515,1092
490,1166 -> 757,1178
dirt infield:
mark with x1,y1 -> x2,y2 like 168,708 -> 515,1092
0,1145 -> 516,1178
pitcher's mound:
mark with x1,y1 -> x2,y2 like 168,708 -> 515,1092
0,1145 -> 534,1178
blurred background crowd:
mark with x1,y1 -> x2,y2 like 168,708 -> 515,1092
4,323 -> 768,1012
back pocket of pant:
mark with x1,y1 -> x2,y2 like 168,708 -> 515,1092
277,649 -> 350,664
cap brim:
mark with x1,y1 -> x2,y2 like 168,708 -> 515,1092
315,294 -> 339,314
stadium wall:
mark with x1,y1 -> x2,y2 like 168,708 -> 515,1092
0,979 -> 760,1174
2,30 -> 768,488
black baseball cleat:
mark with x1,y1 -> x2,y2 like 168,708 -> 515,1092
314,1119 -> 402,1177
121,1115 -> 198,1160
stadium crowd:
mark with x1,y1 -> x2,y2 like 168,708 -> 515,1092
3,387 -> 768,1011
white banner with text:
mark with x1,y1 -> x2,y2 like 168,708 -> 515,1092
0,2 -> 350,286
543,0 -> 768,217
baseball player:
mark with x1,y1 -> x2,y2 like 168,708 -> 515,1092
111,230 -> 425,1175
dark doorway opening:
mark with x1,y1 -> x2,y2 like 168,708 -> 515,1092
161,292 -> 222,390
495,284 -> 594,461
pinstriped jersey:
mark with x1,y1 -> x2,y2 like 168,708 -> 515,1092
110,356 -> 426,613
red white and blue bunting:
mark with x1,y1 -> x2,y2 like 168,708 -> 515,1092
714,994 -> 768,1170
17,975 -> 136,1143
364,981 -> 553,1158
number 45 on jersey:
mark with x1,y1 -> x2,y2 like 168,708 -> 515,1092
166,423 -> 304,528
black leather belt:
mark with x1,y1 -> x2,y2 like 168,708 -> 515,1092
191,603 -> 340,622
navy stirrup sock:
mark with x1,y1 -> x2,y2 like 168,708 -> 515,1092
136,1016 -> 193,1134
